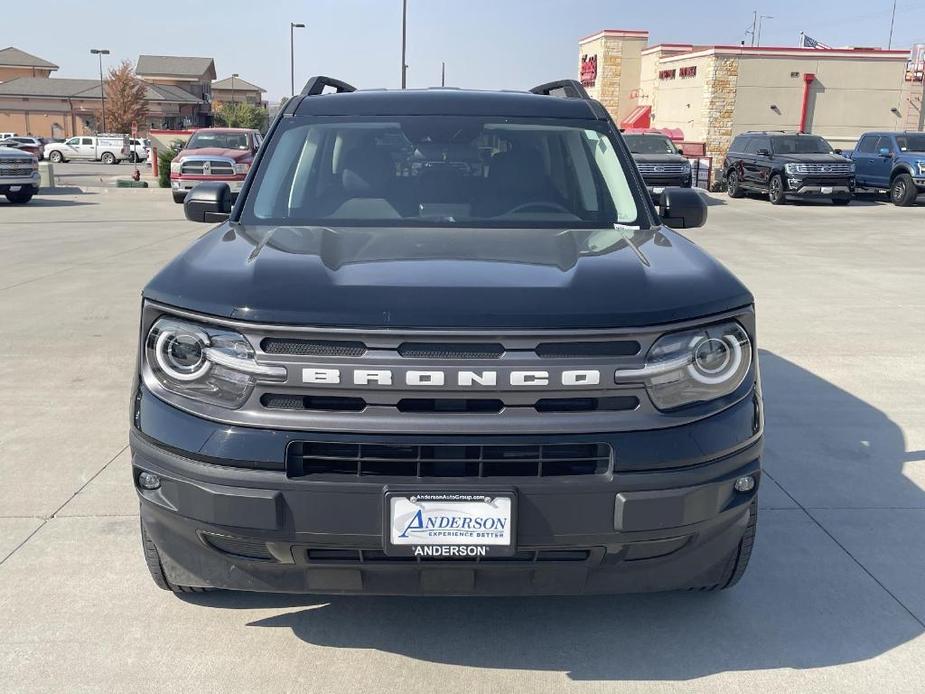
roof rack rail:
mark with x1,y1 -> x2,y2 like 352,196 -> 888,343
530,80 -> 590,100
300,76 -> 357,97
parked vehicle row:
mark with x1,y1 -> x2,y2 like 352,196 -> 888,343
722,130 -> 924,207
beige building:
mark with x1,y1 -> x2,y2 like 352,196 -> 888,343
579,30 -> 925,184
212,76 -> 266,106
137,55 -> 216,127
0,47 -> 58,82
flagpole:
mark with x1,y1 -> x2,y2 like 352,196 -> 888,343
888,0 -> 897,49
800,32 -> 805,48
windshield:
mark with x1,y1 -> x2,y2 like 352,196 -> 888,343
623,134 -> 676,155
241,116 -> 641,228
896,134 -> 925,153
186,131 -> 249,150
771,135 -> 832,155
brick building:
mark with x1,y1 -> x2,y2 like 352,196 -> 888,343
579,29 -> 925,180
211,76 -> 266,106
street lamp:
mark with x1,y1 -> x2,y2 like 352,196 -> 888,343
290,23 -> 305,96
401,0 -> 408,88
90,48 -> 110,133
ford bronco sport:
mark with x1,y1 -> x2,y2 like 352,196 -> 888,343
132,77 -> 762,595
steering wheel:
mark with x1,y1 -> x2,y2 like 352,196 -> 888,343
505,201 -> 572,215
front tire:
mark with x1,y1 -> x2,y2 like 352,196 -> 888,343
49,150 -> 64,164
890,173 -> 918,206
726,170 -> 744,198
101,152 -> 116,165
5,190 -> 34,204
140,518 -> 211,593
768,174 -> 786,205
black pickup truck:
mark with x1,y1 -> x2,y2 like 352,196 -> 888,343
132,77 -> 762,596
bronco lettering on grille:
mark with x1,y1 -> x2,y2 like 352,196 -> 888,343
301,368 -> 602,388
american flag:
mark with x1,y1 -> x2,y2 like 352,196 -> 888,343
800,33 -> 832,49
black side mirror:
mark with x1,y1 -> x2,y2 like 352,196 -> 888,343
833,148 -> 843,155
184,182 -> 232,223
756,148 -> 771,157
676,147 -> 684,155
659,188 -> 707,229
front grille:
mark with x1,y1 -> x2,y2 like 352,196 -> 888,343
535,340 -> 639,358
637,163 -> 689,174
0,158 -> 32,165
0,165 -> 33,176
287,441 -> 612,478
262,394 -> 637,414
261,338 -> 366,357
305,548 -> 593,563
180,159 -> 235,176
793,163 -> 853,175
398,342 -> 504,359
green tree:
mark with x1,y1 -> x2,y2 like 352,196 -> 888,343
96,60 -> 148,134
213,102 -> 268,131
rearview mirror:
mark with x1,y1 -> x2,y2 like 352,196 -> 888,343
184,182 -> 232,223
756,148 -> 771,156
659,188 -> 707,229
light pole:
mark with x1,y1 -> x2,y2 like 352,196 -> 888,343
90,48 -> 110,132
401,0 -> 408,88
756,15 -> 773,47
290,23 -> 305,96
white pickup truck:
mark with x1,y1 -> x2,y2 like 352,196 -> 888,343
44,134 -> 129,164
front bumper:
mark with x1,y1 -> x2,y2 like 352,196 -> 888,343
0,171 -> 40,193
171,178 -> 244,195
785,176 -> 855,197
643,177 -> 692,198
132,385 -> 763,595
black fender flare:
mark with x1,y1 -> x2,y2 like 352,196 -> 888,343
890,163 -> 916,182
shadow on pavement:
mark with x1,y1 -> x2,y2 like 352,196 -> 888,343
181,351 -> 923,680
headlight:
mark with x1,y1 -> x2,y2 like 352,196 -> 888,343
784,163 -> 808,175
847,161 -> 856,173
615,320 -> 752,410
916,160 -> 925,176
233,162 -> 251,174
145,317 -> 285,408
681,160 -> 691,170
169,159 -> 182,174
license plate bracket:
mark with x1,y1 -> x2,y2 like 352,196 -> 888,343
383,489 -> 516,558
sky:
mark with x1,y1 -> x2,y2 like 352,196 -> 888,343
5,0 -> 924,101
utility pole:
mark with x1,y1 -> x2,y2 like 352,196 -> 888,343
90,49 -> 110,133
441,61 -> 445,87
888,0 -> 897,49
401,0 -> 408,88
757,15 -> 773,47
290,22 -> 305,96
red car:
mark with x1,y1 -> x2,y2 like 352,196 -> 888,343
169,128 -> 262,203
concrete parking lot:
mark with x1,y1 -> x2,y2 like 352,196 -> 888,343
45,159 -> 155,188
1,189 -> 923,692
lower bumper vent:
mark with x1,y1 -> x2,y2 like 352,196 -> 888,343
287,441 -> 612,478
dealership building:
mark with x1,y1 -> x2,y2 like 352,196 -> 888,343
578,29 -> 925,183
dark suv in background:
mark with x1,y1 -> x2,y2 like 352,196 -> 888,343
723,131 -> 854,205
624,132 -> 692,198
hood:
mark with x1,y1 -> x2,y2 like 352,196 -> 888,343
773,152 -> 851,164
632,153 -> 688,164
144,224 -> 753,329
0,145 -> 31,157
176,147 -> 252,162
